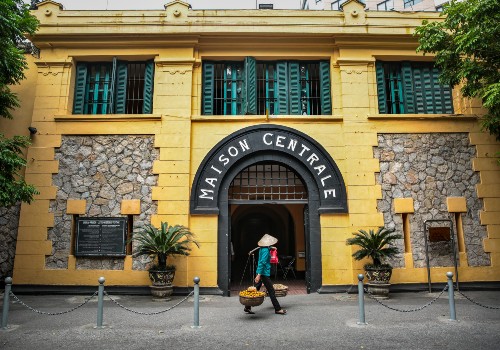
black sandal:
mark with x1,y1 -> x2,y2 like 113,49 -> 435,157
244,307 -> 255,314
275,309 -> 287,315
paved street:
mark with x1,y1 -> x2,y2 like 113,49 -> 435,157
1,289 -> 500,350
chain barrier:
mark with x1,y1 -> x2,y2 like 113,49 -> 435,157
9,291 -> 98,316
455,290 -> 500,310
103,290 -> 194,316
363,285 -> 448,313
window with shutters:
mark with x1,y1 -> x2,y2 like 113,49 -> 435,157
202,58 -> 331,116
376,61 -> 454,114
73,59 -> 154,115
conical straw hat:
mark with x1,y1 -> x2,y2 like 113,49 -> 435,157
258,234 -> 278,247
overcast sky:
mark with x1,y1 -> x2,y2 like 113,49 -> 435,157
29,0 -> 304,10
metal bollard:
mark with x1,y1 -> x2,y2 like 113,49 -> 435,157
447,272 -> 457,321
357,274 -> 367,325
1,277 -> 12,330
192,277 -> 201,328
96,277 -> 105,328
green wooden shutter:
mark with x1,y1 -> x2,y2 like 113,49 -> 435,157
375,61 -> 387,114
143,60 -> 155,114
431,67 -> 443,114
202,62 -> 215,115
114,61 -> 128,114
244,57 -> 257,115
289,61 -> 301,115
107,57 -> 117,114
423,66 -> 434,113
319,61 -> 332,115
442,83 -> 454,114
401,62 -> 415,114
73,63 -> 88,114
276,61 -> 289,115
413,66 -> 425,113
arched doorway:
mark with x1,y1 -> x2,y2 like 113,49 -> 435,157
229,185 -> 305,292
190,124 -> 348,296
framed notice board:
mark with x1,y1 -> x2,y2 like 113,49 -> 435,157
75,217 -> 127,257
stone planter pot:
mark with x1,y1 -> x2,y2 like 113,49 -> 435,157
364,266 -> 392,299
364,265 -> 392,284
148,268 -> 175,300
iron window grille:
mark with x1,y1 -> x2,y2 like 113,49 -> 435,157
228,163 -> 307,202
212,62 -> 244,116
203,58 -> 331,116
73,58 -> 154,115
376,61 -> 454,114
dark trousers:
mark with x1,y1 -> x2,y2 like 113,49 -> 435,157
255,275 -> 281,311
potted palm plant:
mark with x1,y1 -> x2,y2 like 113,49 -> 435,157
346,227 -> 402,298
132,221 -> 199,300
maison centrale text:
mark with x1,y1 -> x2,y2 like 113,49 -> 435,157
198,131 -> 338,201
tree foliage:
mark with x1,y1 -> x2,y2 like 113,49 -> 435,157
0,0 -> 39,119
415,0 -> 500,139
0,134 -> 38,207
0,0 -> 39,207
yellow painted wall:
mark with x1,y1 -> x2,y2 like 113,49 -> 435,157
6,1 -> 500,289
0,55 -> 38,157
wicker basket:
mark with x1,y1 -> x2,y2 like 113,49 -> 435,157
266,284 -> 288,297
274,288 -> 288,297
239,295 -> 265,307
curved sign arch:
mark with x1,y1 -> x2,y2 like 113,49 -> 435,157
190,124 -> 348,214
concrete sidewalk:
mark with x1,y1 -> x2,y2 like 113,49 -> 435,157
1,289 -> 500,350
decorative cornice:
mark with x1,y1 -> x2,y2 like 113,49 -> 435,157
35,60 -> 72,76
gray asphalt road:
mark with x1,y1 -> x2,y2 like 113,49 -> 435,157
1,290 -> 499,350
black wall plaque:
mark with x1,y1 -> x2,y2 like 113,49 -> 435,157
75,217 -> 127,257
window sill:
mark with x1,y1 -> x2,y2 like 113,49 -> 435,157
368,114 -> 478,120
54,114 -> 162,122
192,115 -> 343,122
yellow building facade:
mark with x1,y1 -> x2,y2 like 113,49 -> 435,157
4,0 -> 500,294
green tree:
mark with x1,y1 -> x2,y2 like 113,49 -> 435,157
0,0 -> 39,207
415,0 -> 500,140
0,135 -> 38,206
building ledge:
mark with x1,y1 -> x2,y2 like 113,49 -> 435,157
54,114 -> 162,122
191,115 -> 343,122
368,114 -> 478,121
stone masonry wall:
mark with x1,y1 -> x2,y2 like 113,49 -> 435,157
374,133 -> 490,268
48,135 -> 158,270
0,203 -> 21,283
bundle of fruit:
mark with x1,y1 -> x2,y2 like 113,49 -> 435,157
239,286 -> 266,306
272,284 -> 288,297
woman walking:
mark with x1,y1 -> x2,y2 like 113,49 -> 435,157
244,234 -> 287,315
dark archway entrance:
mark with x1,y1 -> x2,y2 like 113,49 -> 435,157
190,124 -> 348,296
231,206 -> 310,294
